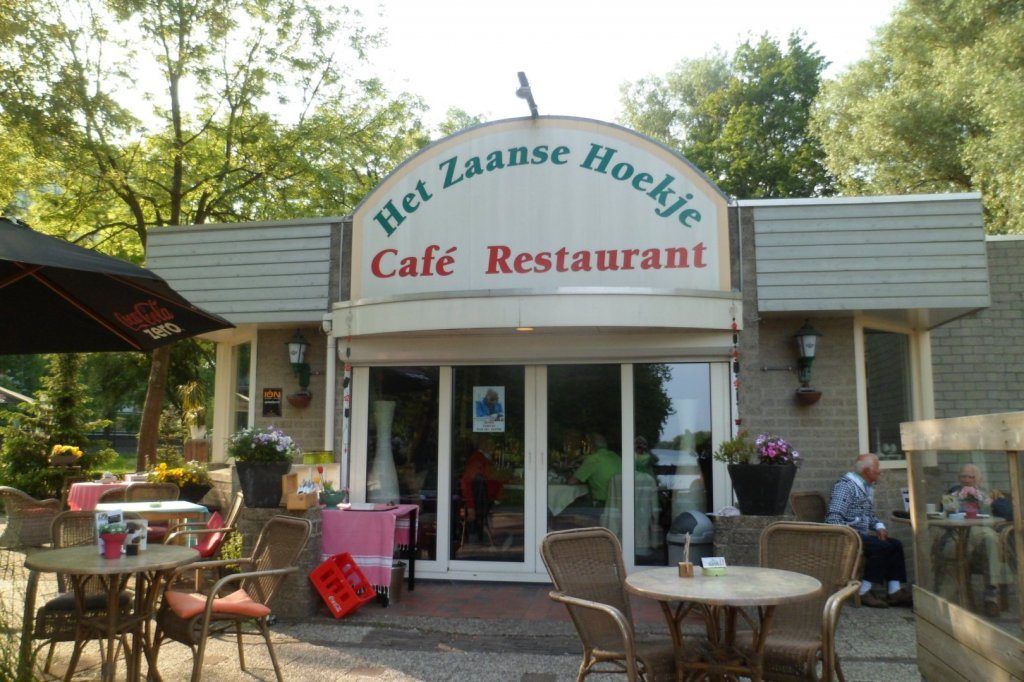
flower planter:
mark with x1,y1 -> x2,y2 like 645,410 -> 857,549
727,464 -> 798,516
287,391 -> 312,409
963,501 -> 980,519
49,454 -> 80,467
235,461 -> 292,507
100,532 -> 127,559
179,483 -> 212,504
319,490 -> 347,507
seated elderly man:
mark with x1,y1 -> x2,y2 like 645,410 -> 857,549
826,453 -> 913,608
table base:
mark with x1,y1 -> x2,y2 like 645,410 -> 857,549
660,601 -> 775,682
61,568 -> 175,682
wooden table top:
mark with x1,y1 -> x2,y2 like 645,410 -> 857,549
25,544 -> 198,575
625,566 -> 822,607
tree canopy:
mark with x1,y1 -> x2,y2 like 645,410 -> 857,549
0,0 -> 430,465
811,0 -> 1024,234
620,33 -> 834,199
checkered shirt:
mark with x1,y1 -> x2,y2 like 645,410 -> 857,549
826,473 -> 883,533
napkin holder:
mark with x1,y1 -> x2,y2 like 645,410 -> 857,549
701,557 -> 727,577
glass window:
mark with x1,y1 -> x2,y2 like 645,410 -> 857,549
547,364 -> 622,536
451,366 -> 526,562
367,367 -> 439,560
232,342 -> 251,432
911,451 -> 1020,634
634,363 -> 713,566
865,330 -> 913,460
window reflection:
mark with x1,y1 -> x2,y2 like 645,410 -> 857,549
232,342 -> 251,432
634,363 -> 713,567
918,452 -> 1019,633
367,367 -> 439,560
547,365 -> 622,537
865,330 -> 913,460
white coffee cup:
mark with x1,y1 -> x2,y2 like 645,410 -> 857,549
925,503 -> 937,514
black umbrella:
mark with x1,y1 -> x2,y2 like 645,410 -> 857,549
0,218 -> 233,354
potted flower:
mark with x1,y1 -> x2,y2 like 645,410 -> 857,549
148,461 -> 213,503
49,444 -> 84,467
714,431 -> 802,515
228,425 -> 299,507
956,486 -> 986,519
99,521 -> 129,559
319,478 -> 348,507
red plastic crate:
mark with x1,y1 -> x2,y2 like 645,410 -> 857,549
309,552 -> 377,618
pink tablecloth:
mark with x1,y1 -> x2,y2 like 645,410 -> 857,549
67,482 -> 130,511
321,504 -> 418,587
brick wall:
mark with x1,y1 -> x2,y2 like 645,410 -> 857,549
931,238 -> 1024,418
253,328 -> 328,454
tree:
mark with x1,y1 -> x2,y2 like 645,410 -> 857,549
0,354 -> 116,498
620,33 -> 834,198
438,107 -> 485,138
811,0 -> 1024,234
0,1 -> 428,467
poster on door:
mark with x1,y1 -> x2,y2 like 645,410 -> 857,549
473,386 -> 505,433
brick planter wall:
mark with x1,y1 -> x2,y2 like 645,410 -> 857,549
712,515 -> 793,567
236,506 -> 323,619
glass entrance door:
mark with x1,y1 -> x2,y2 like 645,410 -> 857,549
448,365 -> 536,572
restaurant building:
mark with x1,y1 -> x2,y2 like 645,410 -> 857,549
148,116 -> 1006,582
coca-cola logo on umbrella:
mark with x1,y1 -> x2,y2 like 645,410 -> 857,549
115,300 -> 184,340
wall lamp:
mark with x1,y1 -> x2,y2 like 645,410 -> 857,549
286,330 -> 312,407
794,319 -> 823,405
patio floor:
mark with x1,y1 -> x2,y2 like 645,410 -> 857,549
4,561 -> 922,681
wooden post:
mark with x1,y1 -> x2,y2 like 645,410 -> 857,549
905,450 -> 931,588
1007,450 -> 1024,636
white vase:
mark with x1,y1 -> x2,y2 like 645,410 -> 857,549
368,400 -> 399,503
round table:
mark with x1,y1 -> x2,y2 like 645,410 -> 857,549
626,565 -> 822,681
23,544 -> 198,681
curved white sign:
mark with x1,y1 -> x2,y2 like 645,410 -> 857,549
352,118 -> 730,300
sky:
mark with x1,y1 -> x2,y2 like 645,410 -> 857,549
347,0 -> 901,129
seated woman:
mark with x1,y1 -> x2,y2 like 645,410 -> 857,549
459,436 -> 503,542
937,463 -> 1007,616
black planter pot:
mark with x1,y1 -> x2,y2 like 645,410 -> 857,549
727,464 -> 798,516
235,461 -> 292,508
179,483 -> 212,504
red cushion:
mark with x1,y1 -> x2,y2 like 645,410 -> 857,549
194,512 -> 225,558
147,524 -> 169,543
165,588 -> 271,619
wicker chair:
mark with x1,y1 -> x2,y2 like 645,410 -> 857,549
31,511 -> 134,674
97,486 -> 127,504
789,492 -> 827,522
125,482 -> 180,501
743,521 -> 862,681
152,515 -> 312,682
0,486 -> 61,549
166,492 -> 244,589
540,527 -> 675,681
